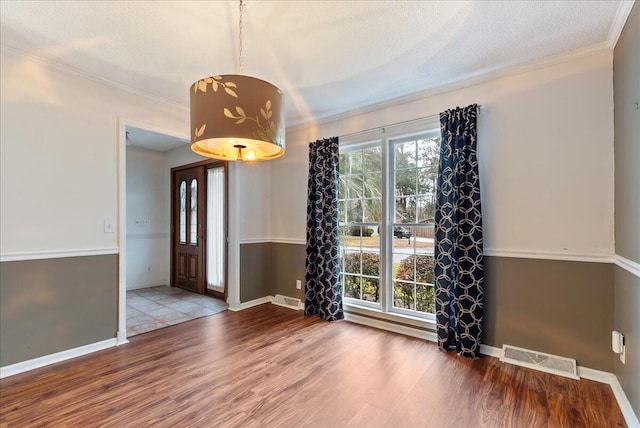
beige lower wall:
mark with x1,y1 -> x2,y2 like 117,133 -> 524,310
614,266 -> 640,417
0,255 -> 118,367
240,243 -> 272,303
483,256 -> 614,371
240,243 -> 306,303
270,243 -> 305,301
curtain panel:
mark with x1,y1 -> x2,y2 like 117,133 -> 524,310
305,137 -> 344,321
434,104 -> 484,358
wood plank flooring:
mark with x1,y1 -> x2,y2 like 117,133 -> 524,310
0,304 -> 626,427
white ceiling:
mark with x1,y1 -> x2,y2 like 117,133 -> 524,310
0,0 -> 631,130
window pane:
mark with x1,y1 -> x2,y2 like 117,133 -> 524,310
338,153 -> 347,175
395,141 -> 416,169
394,281 -> 415,310
346,174 -> 363,199
363,146 -> 381,172
361,251 -> 380,277
346,151 -> 363,174
395,196 -> 416,223
338,176 -> 347,200
417,138 -> 439,167
416,284 -> 435,313
394,251 -> 415,282
417,167 -> 437,195
363,173 -> 381,198
190,179 -> 198,244
362,277 -> 380,302
395,168 -> 416,196
339,225 -> 349,246
338,201 -> 348,223
179,181 -> 186,243
347,200 -> 363,222
416,196 -> 436,223
363,198 -> 382,223
344,275 -> 361,299
414,226 -> 435,255
343,250 -> 361,274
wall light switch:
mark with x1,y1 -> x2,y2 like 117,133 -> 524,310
296,280 -> 302,290
104,219 -> 115,234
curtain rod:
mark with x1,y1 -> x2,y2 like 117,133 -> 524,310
339,104 -> 482,140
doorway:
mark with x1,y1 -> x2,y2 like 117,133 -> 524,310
118,120 -> 233,340
171,161 -> 228,299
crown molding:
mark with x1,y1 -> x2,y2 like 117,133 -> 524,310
606,1 -> 636,48
0,44 -> 188,112
287,42 -> 612,131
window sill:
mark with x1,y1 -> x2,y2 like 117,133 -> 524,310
343,302 -> 436,332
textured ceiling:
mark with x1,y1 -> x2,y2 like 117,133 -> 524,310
0,1 -> 628,127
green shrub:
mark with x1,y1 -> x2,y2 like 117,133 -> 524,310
395,255 -> 435,313
348,226 -> 373,237
396,255 -> 435,284
343,251 -> 379,302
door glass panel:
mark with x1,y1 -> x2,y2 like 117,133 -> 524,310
207,167 -> 226,291
179,181 -> 187,243
190,179 -> 198,244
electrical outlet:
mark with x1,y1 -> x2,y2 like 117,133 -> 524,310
296,280 -> 302,290
147,266 -> 152,274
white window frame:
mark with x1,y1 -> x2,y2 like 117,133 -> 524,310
339,117 -> 440,325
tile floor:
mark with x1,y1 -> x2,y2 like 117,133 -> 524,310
126,286 -> 228,337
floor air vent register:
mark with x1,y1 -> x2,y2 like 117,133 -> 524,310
272,294 -> 303,310
500,345 -> 579,380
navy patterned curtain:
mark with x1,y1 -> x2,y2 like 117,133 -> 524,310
305,137 -> 344,321
434,104 -> 484,358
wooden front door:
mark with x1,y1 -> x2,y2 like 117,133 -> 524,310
172,167 -> 205,293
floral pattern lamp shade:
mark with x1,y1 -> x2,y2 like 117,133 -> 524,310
190,74 -> 285,161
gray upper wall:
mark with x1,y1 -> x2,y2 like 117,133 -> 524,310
614,2 -> 640,263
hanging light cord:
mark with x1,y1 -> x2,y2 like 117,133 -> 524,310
238,0 -> 244,74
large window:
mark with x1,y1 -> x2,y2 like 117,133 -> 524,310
338,124 -> 440,319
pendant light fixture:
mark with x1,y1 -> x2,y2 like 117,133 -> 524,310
190,0 -> 285,161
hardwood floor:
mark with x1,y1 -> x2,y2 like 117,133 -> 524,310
0,304 -> 626,427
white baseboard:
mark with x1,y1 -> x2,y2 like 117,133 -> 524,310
228,295 -> 305,311
0,338 -> 117,379
576,366 -> 614,384
480,344 -> 503,358
227,296 -> 274,311
611,374 -> 640,428
271,301 -> 305,310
